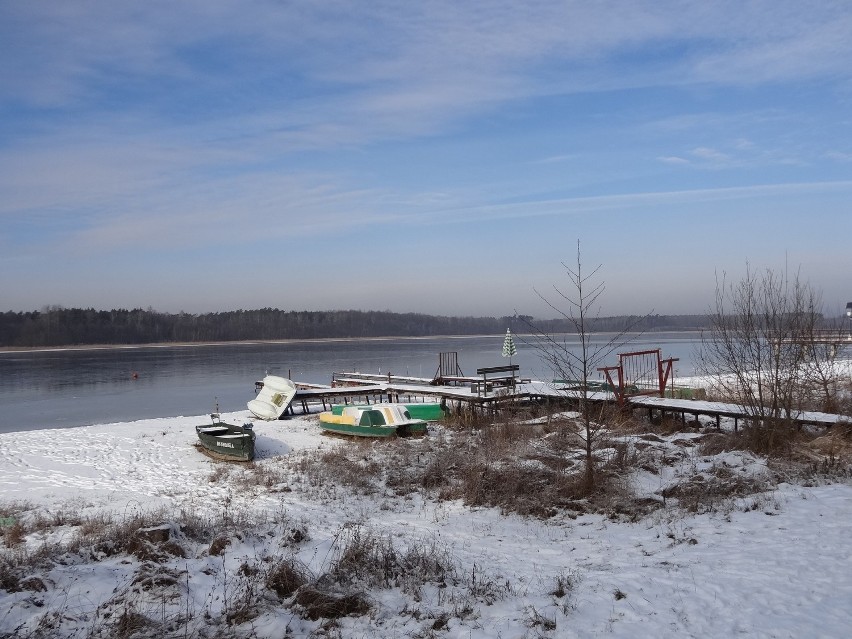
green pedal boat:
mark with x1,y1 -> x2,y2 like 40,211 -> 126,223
319,404 -> 428,438
329,402 -> 446,422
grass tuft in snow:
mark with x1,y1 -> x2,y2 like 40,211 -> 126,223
291,416 -> 661,520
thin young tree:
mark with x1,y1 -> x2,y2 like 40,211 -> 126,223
699,263 -> 823,451
523,242 -> 645,492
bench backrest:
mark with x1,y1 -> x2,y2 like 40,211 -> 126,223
476,364 -> 519,375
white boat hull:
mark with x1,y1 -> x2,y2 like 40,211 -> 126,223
247,375 -> 297,420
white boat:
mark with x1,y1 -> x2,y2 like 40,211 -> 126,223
247,375 -> 297,420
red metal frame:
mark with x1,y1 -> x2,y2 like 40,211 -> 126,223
598,348 -> 679,404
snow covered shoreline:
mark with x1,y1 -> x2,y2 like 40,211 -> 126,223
2,412 -> 852,637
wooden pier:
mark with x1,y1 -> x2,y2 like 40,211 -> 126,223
775,329 -> 852,346
290,380 -> 525,415
284,372 -> 849,431
627,395 -> 847,431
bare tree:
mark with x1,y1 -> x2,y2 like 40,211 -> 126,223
699,263 -> 823,450
799,315 -> 849,414
523,242 -> 645,492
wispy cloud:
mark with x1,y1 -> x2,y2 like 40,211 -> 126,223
652,137 -> 808,171
691,147 -> 731,164
407,181 -> 852,225
3,2 -> 851,143
657,156 -> 690,165
533,154 -> 578,165
825,151 -> 852,162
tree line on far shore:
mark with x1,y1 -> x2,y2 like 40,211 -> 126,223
0,307 -> 714,348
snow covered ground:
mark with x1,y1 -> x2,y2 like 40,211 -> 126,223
1,411 -> 852,638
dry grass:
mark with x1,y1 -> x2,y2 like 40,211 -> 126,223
292,441 -> 384,495
1,521 -> 25,548
267,558 -> 311,598
329,526 -> 454,594
293,586 -> 371,621
802,426 -> 852,461
0,496 -> 511,633
695,424 -> 852,482
661,469 -> 772,514
288,412 -> 659,520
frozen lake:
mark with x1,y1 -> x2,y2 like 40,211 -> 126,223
0,332 -> 704,432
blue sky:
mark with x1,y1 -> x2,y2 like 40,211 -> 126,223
1,1 -> 851,318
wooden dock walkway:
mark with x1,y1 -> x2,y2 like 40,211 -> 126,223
291,382 -> 526,414
287,373 -> 850,430
627,395 -> 848,430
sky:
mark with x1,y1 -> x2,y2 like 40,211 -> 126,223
1,1 -> 851,319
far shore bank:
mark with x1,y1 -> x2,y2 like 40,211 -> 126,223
0,334 -> 509,354
0,330 -> 710,355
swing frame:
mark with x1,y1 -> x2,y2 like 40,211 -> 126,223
598,348 -> 678,405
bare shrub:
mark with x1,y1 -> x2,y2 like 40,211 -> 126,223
293,413 -> 658,519
293,443 -> 383,494
19,576 -> 47,593
113,606 -> 157,638
209,535 -> 231,557
697,425 -> 852,482
176,508 -> 216,542
416,443 -> 468,493
696,432 -> 742,456
262,526 -> 476,624
460,462 -> 568,517
437,421 -> 649,518
75,511 -> 114,539
441,407 -> 493,432
267,558 -> 310,598
237,460 -> 291,490
740,421 -> 801,456
802,428 -> 852,463
522,243 -> 651,492
72,507 -> 176,558
29,506 -> 84,533
524,605 -> 557,632
330,526 -> 454,593
130,563 -> 184,591
699,264 -> 827,454
2,521 -> 25,548
463,561 -> 512,605
225,561 -> 265,627
293,586 -> 370,620
550,570 -> 580,600
662,471 -> 771,514
765,426 -> 852,482
0,556 -> 20,592
0,500 -> 33,519
207,463 -> 231,483
126,528 -> 187,562
834,380 -> 852,417
0,500 -> 33,545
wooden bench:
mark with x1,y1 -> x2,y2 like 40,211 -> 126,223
473,364 -> 520,395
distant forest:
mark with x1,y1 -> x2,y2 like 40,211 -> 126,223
0,307 -> 713,348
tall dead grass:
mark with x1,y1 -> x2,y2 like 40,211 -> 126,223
1,497 -> 514,635
290,412 -> 651,519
